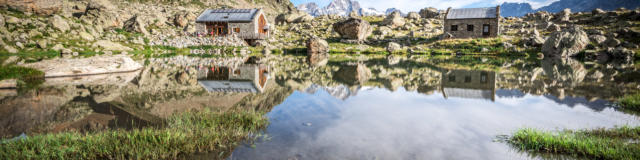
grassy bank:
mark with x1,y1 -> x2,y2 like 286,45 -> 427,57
509,126 -> 640,159
619,93 -> 640,112
0,109 -> 268,159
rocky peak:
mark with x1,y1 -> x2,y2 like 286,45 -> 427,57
500,2 -> 534,17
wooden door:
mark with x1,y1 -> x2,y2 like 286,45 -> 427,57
258,14 -> 266,34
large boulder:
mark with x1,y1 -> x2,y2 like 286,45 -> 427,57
124,15 -> 149,35
541,58 -> 586,87
334,63 -> 371,85
86,0 -> 115,11
542,26 -> 589,58
0,0 -> 61,15
382,11 -> 405,28
554,8 -> 571,22
419,7 -> 439,19
386,42 -> 402,53
608,47 -> 635,62
49,15 -> 70,32
406,12 -> 420,20
306,37 -> 329,67
332,18 -> 373,41
92,40 -> 132,51
275,11 -> 312,24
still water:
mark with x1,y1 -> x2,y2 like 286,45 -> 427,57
227,86 -> 638,160
2,55 -> 639,159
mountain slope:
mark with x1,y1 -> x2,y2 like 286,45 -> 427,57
536,0 -> 640,13
500,2 -> 534,17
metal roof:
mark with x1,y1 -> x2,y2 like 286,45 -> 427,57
446,7 -> 498,19
196,9 -> 260,23
443,88 -> 494,101
198,80 -> 259,93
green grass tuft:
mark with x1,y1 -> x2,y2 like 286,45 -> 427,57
0,109 -> 268,159
509,127 -> 640,159
619,93 -> 640,112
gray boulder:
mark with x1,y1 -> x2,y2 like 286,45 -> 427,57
306,38 -> 329,67
87,0 -> 115,11
603,38 -> 621,47
334,63 -> 372,85
382,11 -> 405,28
0,0 -> 61,15
608,47 -> 635,62
589,35 -> 607,44
554,8 -> 571,22
50,15 -> 70,32
419,7 -> 439,19
592,8 -> 605,15
386,42 -> 402,53
542,26 -> 589,58
92,40 -> 132,51
124,15 -> 149,35
332,18 -> 373,41
407,12 -> 420,20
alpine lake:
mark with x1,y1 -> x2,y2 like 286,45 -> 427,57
1,54 -> 639,160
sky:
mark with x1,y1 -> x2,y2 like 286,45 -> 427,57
290,0 -> 559,12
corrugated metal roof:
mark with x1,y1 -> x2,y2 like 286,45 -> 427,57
198,81 -> 258,93
196,9 -> 259,23
446,7 -> 498,19
443,88 -> 494,101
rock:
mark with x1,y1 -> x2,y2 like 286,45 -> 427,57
92,40 -> 132,51
173,13 -> 188,27
589,35 -> 607,44
554,8 -> 571,22
15,42 -> 24,49
382,11 -> 405,28
51,44 -> 64,51
5,15 -> 19,24
419,7 -> 439,19
334,63 -> 371,85
294,14 -> 314,23
87,0 -> 115,11
176,72 -> 190,85
481,48 -> 489,52
542,26 -> 589,58
608,47 -> 635,62
407,12 -> 421,20
386,54 -> 401,65
79,32 -> 95,41
21,54 -> 142,78
306,37 -> 329,67
592,8 -> 605,15
376,26 -> 392,37
0,14 -> 4,27
36,40 -> 47,49
0,79 -> 17,89
603,38 -> 621,47
50,15 -> 70,32
276,11 -> 312,24
332,18 -> 373,41
2,56 -> 19,66
0,0 -> 61,15
349,10 -> 359,18
386,42 -> 402,53
61,48 -> 73,56
123,15 -> 149,35
4,46 -> 17,53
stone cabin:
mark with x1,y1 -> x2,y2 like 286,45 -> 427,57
195,8 -> 269,42
443,6 -> 500,39
441,69 -> 496,101
197,64 -> 270,93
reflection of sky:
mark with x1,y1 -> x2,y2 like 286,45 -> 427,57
230,87 -> 640,160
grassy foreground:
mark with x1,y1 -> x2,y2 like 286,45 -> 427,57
619,93 -> 640,112
509,126 -> 640,159
0,109 -> 267,159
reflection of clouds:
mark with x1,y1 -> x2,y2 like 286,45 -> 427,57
231,87 -> 639,160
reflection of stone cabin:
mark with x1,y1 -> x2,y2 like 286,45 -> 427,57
441,69 -> 496,101
443,6 -> 500,39
197,64 -> 269,93
195,8 -> 269,42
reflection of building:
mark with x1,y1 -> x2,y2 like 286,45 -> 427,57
197,64 -> 269,93
441,69 -> 496,101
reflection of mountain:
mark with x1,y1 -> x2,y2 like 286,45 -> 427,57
441,69 -> 496,101
303,84 -> 361,100
543,95 -> 610,111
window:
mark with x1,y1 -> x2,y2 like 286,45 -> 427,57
467,25 -> 474,31
234,70 -> 241,75
483,24 -> 490,36
451,25 -> 458,31
234,28 -> 240,33
465,76 -> 471,83
449,75 -> 456,82
481,72 -> 488,83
